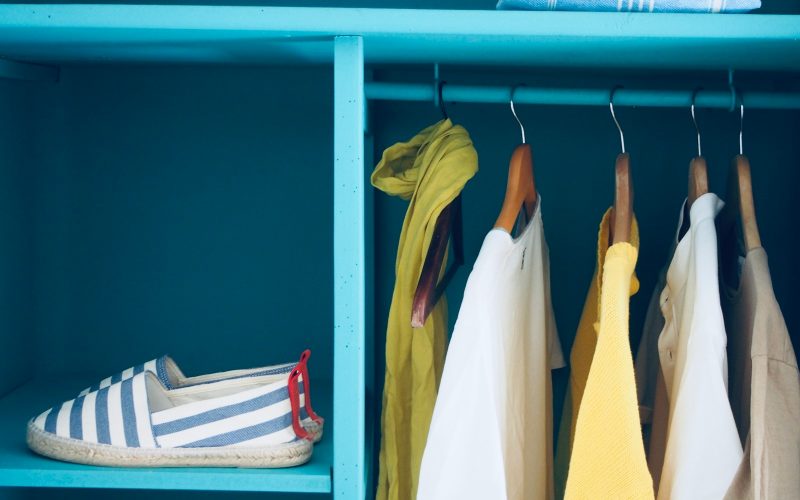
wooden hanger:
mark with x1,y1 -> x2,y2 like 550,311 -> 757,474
494,144 -> 536,232
688,156 -> 709,208
411,196 -> 463,328
495,87 -> 536,233
728,154 -> 761,252
731,101 -> 761,252
411,81 -> 464,328
720,102 -> 761,253
609,88 -> 633,245
687,90 -> 709,208
612,153 -> 633,244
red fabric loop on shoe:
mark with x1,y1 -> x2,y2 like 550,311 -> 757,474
297,349 -> 323,425
288,368 -> 311,441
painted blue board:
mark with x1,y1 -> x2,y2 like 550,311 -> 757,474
333,35 -> 365,500
0,375 -> 332,492
0,6 -> 797,69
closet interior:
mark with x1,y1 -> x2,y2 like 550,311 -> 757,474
0,2 -> 799,499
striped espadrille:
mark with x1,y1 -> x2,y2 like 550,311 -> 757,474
76,350 -> 323,442
28,367 -> 314,468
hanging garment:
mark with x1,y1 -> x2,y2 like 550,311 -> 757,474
417,198 -> 565,500
563,210 -> 653,499
553,208 -> 613,498
656,193 -> 742,499
634,238 -> 675,492
496,0 -> 761,13
718,229 -> 800,498
373,119 -> 478,500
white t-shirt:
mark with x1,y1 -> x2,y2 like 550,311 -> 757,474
656,193 -> 743,499
417,199 -> 565,500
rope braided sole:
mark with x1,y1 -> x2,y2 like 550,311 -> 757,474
306,421 -> 324,444
27,421 -> 313,468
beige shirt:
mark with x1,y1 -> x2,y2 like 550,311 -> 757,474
719,240 -> 800,498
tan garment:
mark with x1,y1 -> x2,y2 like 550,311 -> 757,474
634,202 -> 690,494
634,257 -> 670,492
720,244 -> 800,499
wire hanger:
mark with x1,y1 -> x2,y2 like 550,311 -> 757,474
687,87 -> 709,208
410,79 -> 464,328
724,91 -> 761,252
510,85 -> 526,144
495,84 -> 537,233
610,86 -> 633,245
739,99 -> 744,156
610,87 -> 626,154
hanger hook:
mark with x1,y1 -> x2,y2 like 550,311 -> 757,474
609,85 -> 625,154
739,96 -> 744,156
691,87 -> 702,157
510,84 -> 526,144
438,80 -> 449,121
728,69 -> 743,154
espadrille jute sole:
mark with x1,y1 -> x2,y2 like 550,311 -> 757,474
27,421 -> 313,468
306,421 -> 324,444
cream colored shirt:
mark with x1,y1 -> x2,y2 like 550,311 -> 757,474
657,193 -> 743,499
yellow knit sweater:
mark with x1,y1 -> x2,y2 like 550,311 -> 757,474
557,209 -> 654,499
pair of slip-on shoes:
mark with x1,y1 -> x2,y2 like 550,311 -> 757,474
27,350 -> 324,468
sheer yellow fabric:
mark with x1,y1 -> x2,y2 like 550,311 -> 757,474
373,119 -> 478,500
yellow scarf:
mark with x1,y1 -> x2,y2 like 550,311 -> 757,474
374,119 -> 478,500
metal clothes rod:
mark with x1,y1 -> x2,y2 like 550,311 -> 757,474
365,82 -> 800,109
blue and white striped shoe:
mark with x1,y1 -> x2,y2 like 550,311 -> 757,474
27,368 -> 313,467
77,350 -> 324,442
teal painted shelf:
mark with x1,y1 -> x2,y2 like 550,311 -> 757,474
0,375 -> 332,492
0,5 -> 798,69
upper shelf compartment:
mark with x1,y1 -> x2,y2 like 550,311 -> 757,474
0,5 -> 798,70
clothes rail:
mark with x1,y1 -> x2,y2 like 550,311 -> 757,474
365,82 -> 800,109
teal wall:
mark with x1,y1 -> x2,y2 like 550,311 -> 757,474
29,66 -> 334,382
0,79 -> 34,400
